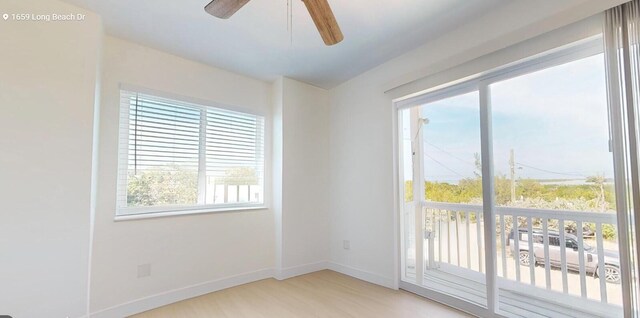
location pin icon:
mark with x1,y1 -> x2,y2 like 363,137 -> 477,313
2,14 -> 8,20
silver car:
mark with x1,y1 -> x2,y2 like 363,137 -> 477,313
508,228 -> 621,284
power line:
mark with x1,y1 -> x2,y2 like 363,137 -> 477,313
423,140 -> 477,167
424,153 -> 466,178
515,161 -> 586,178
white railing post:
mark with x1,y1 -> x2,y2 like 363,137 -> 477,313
577,221 -> 587,298
455,211 -> 461,267
500,214 -> 507,278
477,212 -> 484,273
527,216 -> 535,285
428,208 -> 435,269
438,210 -> 443,265
542,218 -> 551,290
513,215 -> 521,282
447,210 -> 452,264
596,222 -> 607,303
559,219 -> 569,294
467,212 -> 472,270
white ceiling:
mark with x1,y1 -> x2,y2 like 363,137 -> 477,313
62,0 -> 507,88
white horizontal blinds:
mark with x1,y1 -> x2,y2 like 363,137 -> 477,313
127,92 -> 201,172
118,91 -> 202,210
117,89 -> 265,214
205,108 -> 264,203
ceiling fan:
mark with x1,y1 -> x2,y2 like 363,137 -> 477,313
204,0 -> 344,46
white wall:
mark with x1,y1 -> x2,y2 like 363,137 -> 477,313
277,78 -> 330,274
0,0 -> 102,317
328,0 -> 629,288
89,36 -> 275,316
2,0 -> 628,317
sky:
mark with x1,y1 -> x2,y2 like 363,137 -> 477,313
402,53 -> 615,184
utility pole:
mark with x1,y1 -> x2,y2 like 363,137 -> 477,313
509,149 -> 516,202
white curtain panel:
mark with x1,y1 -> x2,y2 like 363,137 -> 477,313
604,0 -> 640,316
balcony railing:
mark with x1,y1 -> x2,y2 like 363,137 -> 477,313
413,201 -> 622,316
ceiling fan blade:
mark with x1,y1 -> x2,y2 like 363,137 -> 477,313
204,0 -> 251,19
302,0 -> 344,46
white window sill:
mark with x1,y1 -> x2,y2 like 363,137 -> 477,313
114,205 -> 269,222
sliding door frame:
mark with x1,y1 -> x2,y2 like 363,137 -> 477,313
479,82 -> 498,313
393,35 -> 636,317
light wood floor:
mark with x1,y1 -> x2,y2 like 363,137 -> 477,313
132,270 -> 472,318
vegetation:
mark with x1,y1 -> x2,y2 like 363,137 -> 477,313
127,169 -> 198,207
405,173 -> 617,240
421,177 -> 615,210
218,167 -> 259,185
424,178 -> 615,209
127,166 -> 259,207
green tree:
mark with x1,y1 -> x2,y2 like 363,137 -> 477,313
494,175 -> 512,205
517,179 -> 544,200
219,167 -> 259,185
586,174 -> 607,212
127,168 -> 198,207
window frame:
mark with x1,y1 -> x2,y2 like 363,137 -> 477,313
393,36 -> 604,110
115,84 -> 268,220
394,35 -> 634,317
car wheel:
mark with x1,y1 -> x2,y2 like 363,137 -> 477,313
603,264 -> 621,284
519,250 -> 531,266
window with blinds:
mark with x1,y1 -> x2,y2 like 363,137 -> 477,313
117,89 -> 265,216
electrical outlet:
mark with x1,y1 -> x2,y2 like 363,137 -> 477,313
137,263 -> 151,278
343,240 -> 350,250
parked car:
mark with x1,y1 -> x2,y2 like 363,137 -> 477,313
566,223 -> 596,238
507,228 -> 621,284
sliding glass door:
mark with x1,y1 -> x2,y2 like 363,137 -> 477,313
397,37 -> 635,318
400,91 -> 487,307
490,52 -> 623,317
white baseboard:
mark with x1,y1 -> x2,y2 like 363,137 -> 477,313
89,262 -> 394,318
274,261 -> 329,280
89,268 -> 274,318
327,262 -> 396,289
